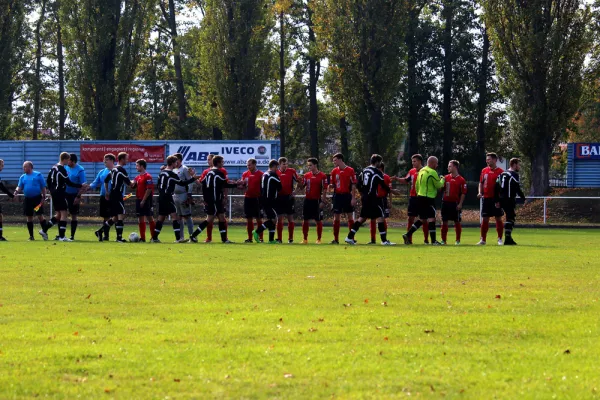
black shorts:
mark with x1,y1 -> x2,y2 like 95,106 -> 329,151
303,199 -> 323,221
204,200 -> 225,216
359,196 -> 385,220
263,199 -> 278,220
481,198 -> 504,218
407,196 -> 419,217
441,201 -> 462,222
109,193 -> 125,216
333,193 -> 354,214
51,191 -> 68,212
417,196 -> 436,220
500,199 -> 516,222
24,195 -> 44,217
381,197 -> 390,219
244,197 -> 262,219
136,199 -> 154,217
99,196 -> 111,219
276,195 -> 295,215
158,195 -> 176,216
65,193 -> 80,215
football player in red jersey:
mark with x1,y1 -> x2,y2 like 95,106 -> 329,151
329,153 -> 357,244
440,160 -> 467,245
131,159 -> 156,242
478,152 -> 504,245
276,157 -> 299,243
239,158 -> 264,242
393,154 -> 429,243
298,158 -> 328,244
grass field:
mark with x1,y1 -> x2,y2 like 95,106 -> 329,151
1,224 -> 599,399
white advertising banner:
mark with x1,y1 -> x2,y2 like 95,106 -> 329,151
168,143 -> 272,166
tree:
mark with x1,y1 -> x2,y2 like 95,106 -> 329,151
199,0 -> 273,139
483,0 -> 592,195
32,0 -> 48,140
61,0 -> 155,139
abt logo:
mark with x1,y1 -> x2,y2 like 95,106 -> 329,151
176,146 -> 218,162
576,143 -> 600,159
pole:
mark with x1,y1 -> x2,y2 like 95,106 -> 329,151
229,195 -> 232,222
543,197 -> 547,225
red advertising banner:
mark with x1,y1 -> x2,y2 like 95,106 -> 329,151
80,144 -> 165,163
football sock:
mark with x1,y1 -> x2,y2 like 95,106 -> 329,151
277,220 -> 284,241
481,219 -> 489,241
173,220 -> 181,240
407,220 -> 423,237
423,221 -> 429,242
348,221 -> 362,239
115,220 -> 124,240
58,221 -> 67,238
505,221 -> 514,238
407,217 -> 415,232
153,221 -> 163,240
186,217 -> 194,236
139,221 -> 146,241
302,221 -> 309,240
207,221 -> 213,240
441,222 -> 449,242
288,221 -> 295,241
316,221 -> 323,240
496,218 -> 504,239
191,220 -> 208,239
246,220 -> 254,240
370,219 -> 377,242
348,219 -> 355,230
455,222 -> 462,241
257,219 -> 264,240
27,221 -> 34,237
0,222 -> 3,238
378,222 -> 387,242
103,220 -> 111,240
70,221 -> 78,238
333,220 -> 340,241
428,221 -> 437,243
44,217 -> 57,233
219,221 -> 227,242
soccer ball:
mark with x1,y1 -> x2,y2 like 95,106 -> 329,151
129,232 -> 140,242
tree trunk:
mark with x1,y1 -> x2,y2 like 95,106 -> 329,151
476,27 -> 490,163
307,3 -> 319,157
442,0 -> 453,166
243,113 -> 257,139
529,136 -> 551,196
339,115 -> 348,162
56,7 -> 66,140
279,10 -> 286,157
32,0 -> 48,140
405,5 -> 420,161
212,127 -> 223,140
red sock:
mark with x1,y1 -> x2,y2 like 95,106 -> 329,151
455,222 -> 462,242
247,219 -> 254,240
316,221 -> 323,240
139,221 -> 146,241
207,221 -> 213,240
333,220 -> 340,241
407,217 -> 415,232
496,218 -> 504,239
370,219 -> 377,242
348,219 -> 354,230
481,219 -> 489,241
257,219 -> 264,240
149,221 -> 156,238
277,220 -> 284,241
302,221 -> 309,240
423,221 -> 429,242
441,222 -> 448,242
288,221 -> 295,241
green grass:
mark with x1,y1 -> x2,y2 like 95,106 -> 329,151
0,224 -> 599,399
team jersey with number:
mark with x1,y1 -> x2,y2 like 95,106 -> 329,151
359,166 -> 388,198
495,170 -> 526,201
242,169 -> 264,198
105,166 -> 131,196
261,171 -> 282,200
202,168 -> 237,203
330,166 -> 357,194
157,170 -> 196,196
377,174 -> 392,198
303,171 -> 328,200
442,174 -> 467,203
135,172 -> 154,199
480,167 -> 504,199
47,164 -> 82,193
277,168 -> 298,196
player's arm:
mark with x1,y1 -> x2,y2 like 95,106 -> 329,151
478,173 -> 484,199
103,173 -> 111,200
515,179 -> 526,201
433,172 -> 445,189
393,172 -> 410,184
142,188 -> 152,205
13,179 -> 22,198
0,180 -> 14,198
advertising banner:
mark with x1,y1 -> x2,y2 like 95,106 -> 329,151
80,144 -> 165,163
575,143 -> 600,160
168,143 -> 272,166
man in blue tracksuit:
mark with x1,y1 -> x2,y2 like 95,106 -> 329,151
89,154 -> 114,241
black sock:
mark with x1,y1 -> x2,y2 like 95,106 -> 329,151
27,222 -> 34,237
256,224 -> 266,234
116,220 -> 124,240
428,221 -> 437,243
191,220 -> 209,239
71,221 -> 78,238
154,221 -> 164,239
0,221 -> 3,238
407,220 -> 423,236
505,221 -> 514,238
58,221 -> 67,238
219,221 -> 227,242
348,221 -> 362,239
44,217 -> 57,233
173,220 -> 181,240
103,221 -> 111,239
378,222 -> 387,242
265,220 -> 276,241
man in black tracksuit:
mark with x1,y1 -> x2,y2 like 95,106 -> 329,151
495,158 -> 526,245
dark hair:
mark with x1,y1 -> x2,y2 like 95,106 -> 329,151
174,153 -> 183,161
60,152 -> 70,161
117,152 -> 128,162
213,155 -> 224,167
370,154 -> 383,165
449,160 -> 460,168
333,153 -> 344,162
136,159 -> 147,169
379,162 -> 385,172
104,154 -> 116,162
278,157 -> 288,164
411,154 -> 423,162
247,158 -> 257,165
69,153 -> 78,163
167,155 -> 178,166
486,152 -> 498,160
269,159 -> 279,168
510,158 -> 521,167
307,157 -> 319,166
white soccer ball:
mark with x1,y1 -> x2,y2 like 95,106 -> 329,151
129,232 -> 141,242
